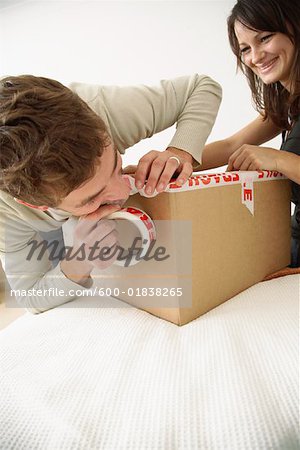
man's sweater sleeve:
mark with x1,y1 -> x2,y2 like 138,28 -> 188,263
0,215 -> 91,314
1,246 -> 90,314
70,74 -> 222,164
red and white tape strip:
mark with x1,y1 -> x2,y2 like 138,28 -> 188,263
125,171 -> 286,215
106,206 -> 156,266
123,207 -> 156,241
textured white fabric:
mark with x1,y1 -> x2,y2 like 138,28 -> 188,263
0,275 -> 299,449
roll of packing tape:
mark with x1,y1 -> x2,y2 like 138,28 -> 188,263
106,207 -> 156,266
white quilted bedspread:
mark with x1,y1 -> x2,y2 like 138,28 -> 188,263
0,275 -> 299,449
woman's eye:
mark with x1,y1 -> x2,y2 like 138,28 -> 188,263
240,46 -> 250,54
261,34 -> 273,42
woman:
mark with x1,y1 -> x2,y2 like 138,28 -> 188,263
201,0 -> 300,267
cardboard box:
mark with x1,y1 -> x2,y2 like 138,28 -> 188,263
95,171 -> 291,325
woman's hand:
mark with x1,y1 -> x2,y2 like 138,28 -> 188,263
123,147 -> 194,195
227,145 -> 280,172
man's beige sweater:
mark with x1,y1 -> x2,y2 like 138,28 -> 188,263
0,74 -> 222,312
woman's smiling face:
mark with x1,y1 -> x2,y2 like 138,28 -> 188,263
234,21 -> 295,90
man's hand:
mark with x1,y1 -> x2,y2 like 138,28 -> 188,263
123,147 -> 194,195
61,204 -> 121,284
227,145 -> 280,172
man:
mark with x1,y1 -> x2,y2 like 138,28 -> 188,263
0,74 -> 222,312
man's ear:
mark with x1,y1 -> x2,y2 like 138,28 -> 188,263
14,198 -> 49,211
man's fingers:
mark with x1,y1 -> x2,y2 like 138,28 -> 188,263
90,242 -> 119,270
75,205 -> 120,240
144,154 -> 188,193
154,160 -> 192,192
135,149 -> 193,194
174,161 -> 193,185
75,217 -> 117,242
81,204 -> 121,222
90,225 -> 118,249
143,157 -> 170,194
134,151 -> 159,189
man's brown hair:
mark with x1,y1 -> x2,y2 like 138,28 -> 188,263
0,75 -> 109,207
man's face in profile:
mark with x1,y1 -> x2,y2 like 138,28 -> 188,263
57,143 -> 131,217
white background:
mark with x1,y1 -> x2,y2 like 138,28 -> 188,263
0,0 -> 280,168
